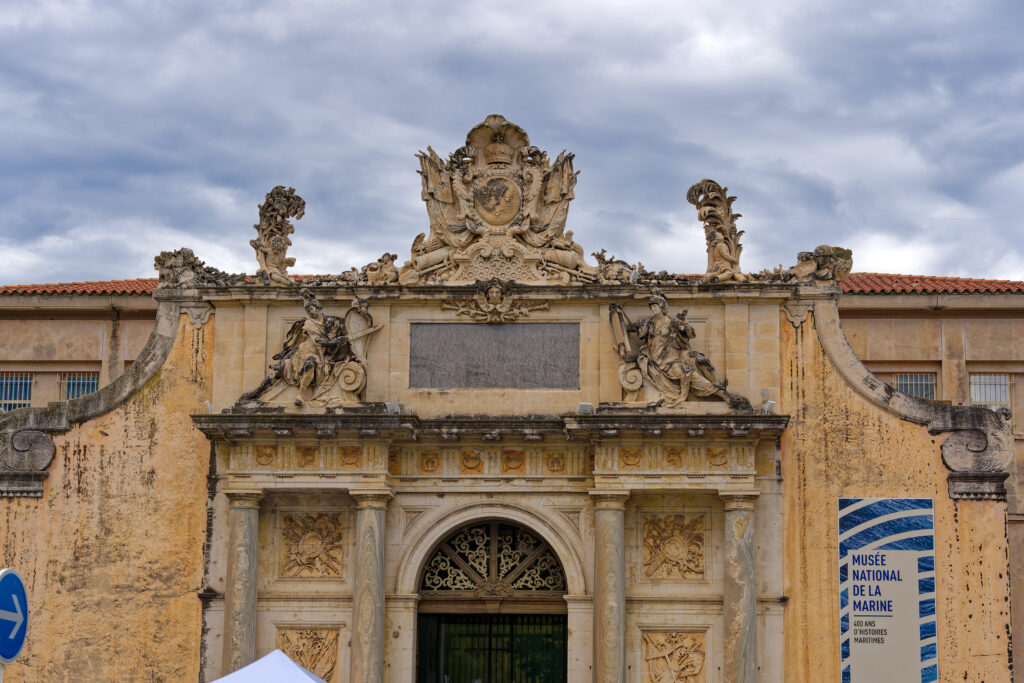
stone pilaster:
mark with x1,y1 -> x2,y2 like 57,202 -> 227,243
221,490 -> 263,675
721,492 -> 759,683
349,489 -> 393,683
591,490 -> 629,683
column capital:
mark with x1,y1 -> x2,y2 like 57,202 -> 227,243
589,489 -> 630,510
351,488 -> 394,510
225,490 -> 264,508
719,490 -> 759,511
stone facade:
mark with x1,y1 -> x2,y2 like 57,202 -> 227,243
0,116 -> 1016,682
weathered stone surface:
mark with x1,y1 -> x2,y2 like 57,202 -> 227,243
0,312 -> 212,680
408,322 -> 579,389
781,304 -> 1013,681
222,491 -> 262,673
349,491 -> 390,683
721,493 -> 757,683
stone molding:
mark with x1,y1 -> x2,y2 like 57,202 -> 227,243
805,295 -> 1014,500
225,491 -> 265,508
0,298 -> 183,497
350,490 -> 394,510
590,489 -> 630,510
719,491 -> 759,511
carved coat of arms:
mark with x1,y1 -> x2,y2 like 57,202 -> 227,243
399,114 -> 599,285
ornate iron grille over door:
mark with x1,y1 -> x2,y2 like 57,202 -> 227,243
417,614 -> 567,683
419,521 -> 567,612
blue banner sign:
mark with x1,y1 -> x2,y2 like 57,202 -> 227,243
839,498 -> 936,683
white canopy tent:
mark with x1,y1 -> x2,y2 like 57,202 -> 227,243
211,650 -> 327,683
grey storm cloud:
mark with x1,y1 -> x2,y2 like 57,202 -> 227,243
1,0 -> 1023,285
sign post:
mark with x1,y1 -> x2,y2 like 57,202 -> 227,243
0,568 -> 29,682
838,498 -> 937,683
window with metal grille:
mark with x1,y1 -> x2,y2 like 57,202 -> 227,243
0,372 -> 32,412
970,373 -> 1011,409
58,371 -> 100,401
895,373 -> 936,400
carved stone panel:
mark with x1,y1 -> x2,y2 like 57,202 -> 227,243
388,446 -> 401,475
501,449 -> 526,475
254,445 -> 277,467
705,447 -> 728,468
461,449 -> 484,474
277,628 -> 339,682
642,513 -> 706,580
296,446 -> 318,468
544,450 -> 566,474
338,446 -> 362,470
409,323 -> 580,389
642,631 -> 706,682
280,513 -> 346,578
419,450 -> 441,474
620,447 -> 643,470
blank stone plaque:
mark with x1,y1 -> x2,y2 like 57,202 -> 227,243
409,323 -> 580,389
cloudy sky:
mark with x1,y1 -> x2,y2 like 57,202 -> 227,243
2,0 -> 1023,285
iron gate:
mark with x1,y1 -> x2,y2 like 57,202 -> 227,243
417,614 -> 568,683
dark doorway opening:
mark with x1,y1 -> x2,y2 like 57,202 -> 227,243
416,613 -> 568,683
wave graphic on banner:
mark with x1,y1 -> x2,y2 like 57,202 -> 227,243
839,498 -> 936,683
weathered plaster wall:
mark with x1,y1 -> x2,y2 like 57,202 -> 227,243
0,313 -> 212,682
782,310 -> 1013,681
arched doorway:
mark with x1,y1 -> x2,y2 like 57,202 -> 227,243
416,520 -> 568,683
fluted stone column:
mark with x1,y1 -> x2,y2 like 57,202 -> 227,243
222,490 -> 263,674
591,490 -> 629,683
350,490 -> 392,683
721,492 -> 759,683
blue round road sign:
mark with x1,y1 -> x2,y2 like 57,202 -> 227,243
0,569 -> 27,665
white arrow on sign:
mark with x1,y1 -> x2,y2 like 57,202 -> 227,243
0,597 -> 24,640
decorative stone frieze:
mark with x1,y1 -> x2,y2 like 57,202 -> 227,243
279,512 -> 345,578
442,278 -> 549,322
277,628 -> 339,683
642,631 -> 706,683
642,513 -> 706,580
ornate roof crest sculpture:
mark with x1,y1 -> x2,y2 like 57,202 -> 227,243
251,186 -> 305,286
609,288 -> 751,410
239,288 -> 382,408
399,114 -> 599,286
154,248 -> 247,289
442,278 -> 549,322
687,179 -> 746,284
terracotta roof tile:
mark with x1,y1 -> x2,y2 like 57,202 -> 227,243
2,273 -> 1022,296
842,273 -> 1024,294
0,279 -> 159,296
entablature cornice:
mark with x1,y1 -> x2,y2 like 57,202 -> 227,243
188,281 -> 810,305
192,409 -> 789,443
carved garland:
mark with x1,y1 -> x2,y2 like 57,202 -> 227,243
420,521 -> 566,599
